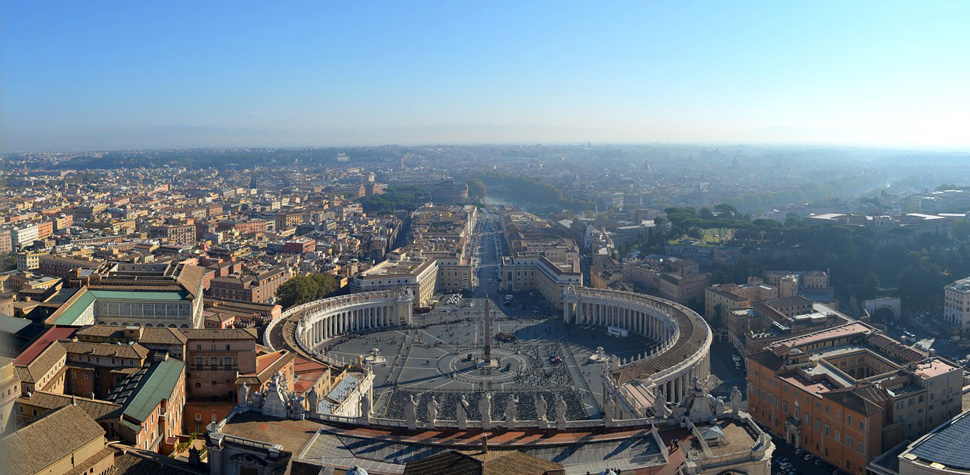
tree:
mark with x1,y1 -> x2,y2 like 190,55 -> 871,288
714,203 -> 739,218
277,274 -> 339,308
861,272 -> 881,300
954,218 -> 970,242
466,178 -> 487,200
784,213 -> 802,228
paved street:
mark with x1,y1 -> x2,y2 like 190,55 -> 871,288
708,340 -> 746,398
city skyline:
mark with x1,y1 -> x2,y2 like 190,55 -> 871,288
3,1 -> 970,152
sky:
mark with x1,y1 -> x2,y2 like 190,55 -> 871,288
2,1 -> 969,152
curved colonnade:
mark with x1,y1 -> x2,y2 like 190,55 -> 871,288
562,287 -> 712,405
265,290 -> 413,362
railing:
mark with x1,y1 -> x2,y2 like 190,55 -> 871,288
562,287 -> 714,405
265,289 -> 412,350
310,411 -> 676,431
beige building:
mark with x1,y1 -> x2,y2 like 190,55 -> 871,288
943,276 -> 970,329
407,205 -> 478,292
622,258 -> 710,305
501,256 -> 582,308
499,208 -> 583,308
15,251 -> 42,272
0,405 -> 114,475
705,280 -> 779,323
350,251 -> 438,307
15,341 -> 67,396
0,357 -> 19,434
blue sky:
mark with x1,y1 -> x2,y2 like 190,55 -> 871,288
2,1 -> 969,151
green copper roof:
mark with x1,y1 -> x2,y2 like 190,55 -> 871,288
51,289 -> 96,325
51,289 -> 190,325
120,358 -> 184,423
88,290 -> 189,301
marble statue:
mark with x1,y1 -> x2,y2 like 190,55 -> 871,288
288,392 -> 307,417
555,394 -> 567,429
653,390 -> 667,418
505,396 -> 517,429
427,396 -> 440,426
715,396 -> 725,417
261,376 -> 289,418
238,383 -> 249,407
405,394 -> 418,430
253,390 -> 264,408
684,378 -> 716,423
535,395 -> 548,422
360,392 -> 371,417
306,387 -> 318,414
603,395 -> 615,424
730,386 -> 743,413
479,392 -> 492,430
457,395 -> 469,429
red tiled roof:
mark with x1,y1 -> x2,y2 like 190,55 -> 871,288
14,326 -> 77,365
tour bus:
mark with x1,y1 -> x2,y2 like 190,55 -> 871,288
607,326 -> 629,338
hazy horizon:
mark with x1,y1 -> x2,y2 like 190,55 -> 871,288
3,1 -> 969,153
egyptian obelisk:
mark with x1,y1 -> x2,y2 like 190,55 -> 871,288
483,297 -> 492,363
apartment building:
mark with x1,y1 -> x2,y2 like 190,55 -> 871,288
747,323 -> 963,474
0,229 -> 11,254
407,205 -> 477,292
63,340 -> 149,398
148,224 -> 196,246
0,405 -> 115,475
943,276 -> 970,329
705,279 -> 779,323
621,258 -> 710,305
74,325 -> 187,360
501,255 -> 582,309
0,357 -> 19,434
499,208 -> 583,308
350,251 -> 438,307
15,251 -> 42,272
182,328 -> 258,402
104,357 -> 186,453
14,335 -> 69,396
10,224 -> 38,249
37,254 -> 102,278
208,266 -> 292,304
